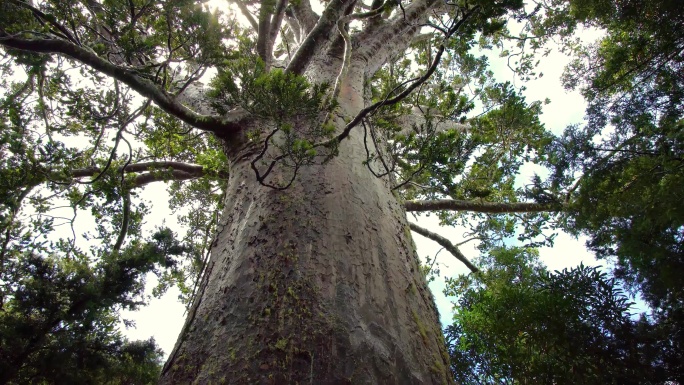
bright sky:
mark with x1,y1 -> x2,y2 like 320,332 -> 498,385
118,31 -> 605,357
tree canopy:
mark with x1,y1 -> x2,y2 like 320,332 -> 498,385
445,247 -> 671,384
0,0 -> 682,382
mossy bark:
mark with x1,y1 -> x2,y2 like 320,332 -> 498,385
159,71 -> 452,385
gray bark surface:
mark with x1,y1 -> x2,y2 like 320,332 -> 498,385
159,94 -> 451,384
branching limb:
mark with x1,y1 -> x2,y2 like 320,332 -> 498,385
0,33 -> 243,135
67,161 -> 227,187
404,199 -> 562,214
256,0 -> 274,65
330,1 -> 388,103
356,0 -> 465,73
366,0 -> 388,27
112,191 -> 130,252
131,170 -> 207,187
269,0 -> 289,54
7,0 -> 80,45
408,222 -> 478,273
330,17 -> 353,104
288,0 -> 318,36
323,39 -> 445,144
286,0 -> 350,75
320,6 -> 479,146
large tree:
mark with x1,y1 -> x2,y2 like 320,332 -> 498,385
0,0 -> 620,383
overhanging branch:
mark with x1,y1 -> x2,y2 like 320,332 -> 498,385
68,161 -> 227,188
408,222 -> 478,273
0,33 -> 243,136
403,199 -> 562,214
289,0 -> 319,39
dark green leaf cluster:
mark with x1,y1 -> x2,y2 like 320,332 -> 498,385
0,226 -> 190,384
525,3 -> 684,371
445,247 -> 672,384
493,3 -> 684,375
210,53 -> 332,121
1,0 -> 233,82
0,63 -> 202,379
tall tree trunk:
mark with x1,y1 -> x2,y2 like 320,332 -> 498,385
160,66 -> 451,385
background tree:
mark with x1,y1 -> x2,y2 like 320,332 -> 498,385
444,247 -> 670,384
0,228 -> 180,383
508,0 -> 684,379
436,0 -> 684,382
536,0 -> 684,318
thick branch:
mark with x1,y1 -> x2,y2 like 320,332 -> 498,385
8,0 -> 79,45
408,222 -> 478,273
231,0 -> 259,30
321,6 -> 479,145
326,36 -> 446,144
289,0 -> 318,36
0,33 -> 243,135
404,199 -> 562,214
69,161 -> 226,187
113,191 -> 130,252
256,1 -> 273,64
330,3 -> 387,103
286,0 -> 351,75
131,170 -> 201,187
269,0 -> 289,51
354,0 -> 441,73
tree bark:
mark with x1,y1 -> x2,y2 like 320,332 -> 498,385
159,88 -> 452,384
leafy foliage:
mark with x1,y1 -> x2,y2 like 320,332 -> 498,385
445,247 -> 671,384
207,43 -> 339,188
521,2 -> 684,372
0,228 -> 190,384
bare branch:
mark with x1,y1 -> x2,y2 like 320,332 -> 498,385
408,222 -> 478,273
230,0 -> 259,30
68,161 -> 227,187
404,199 -> 562,214
0,33 -> 243,136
